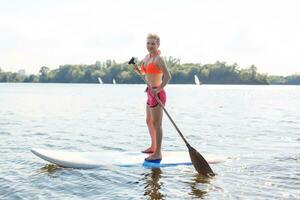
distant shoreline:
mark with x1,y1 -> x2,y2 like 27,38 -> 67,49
1,58 -> 299,85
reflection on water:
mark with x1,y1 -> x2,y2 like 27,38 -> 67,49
38,164 -> 61,178
142,168 -> 218,200
189,174 -> 213,198
143,168 -> 165,200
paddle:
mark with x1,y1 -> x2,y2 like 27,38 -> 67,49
128,57 -> 214,176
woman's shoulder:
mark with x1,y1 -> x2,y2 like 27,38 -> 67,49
142,54 -> 150,63
155,55 -> 163,61
154,55 -> 165,65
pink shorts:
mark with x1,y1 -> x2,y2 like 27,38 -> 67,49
146,87 -> 166,107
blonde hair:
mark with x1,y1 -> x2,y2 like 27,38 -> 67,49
147,33 -> 160,45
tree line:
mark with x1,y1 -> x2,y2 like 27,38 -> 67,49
0,57 -> 299,84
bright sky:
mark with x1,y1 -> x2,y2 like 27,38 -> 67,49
0,0 -> 299,75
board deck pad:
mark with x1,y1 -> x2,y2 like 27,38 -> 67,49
31,148 -> 224,169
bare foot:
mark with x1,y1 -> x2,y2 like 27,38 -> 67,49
145,153 -> 162,161
142,147 -> 155,154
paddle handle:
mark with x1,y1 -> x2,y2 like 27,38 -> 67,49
129,58 -> 190,147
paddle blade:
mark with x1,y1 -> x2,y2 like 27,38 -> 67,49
188,145 -> 214,176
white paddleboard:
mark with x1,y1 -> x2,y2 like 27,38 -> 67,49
31,148 -> 224,169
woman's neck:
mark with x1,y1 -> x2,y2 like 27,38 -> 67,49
149,50 -> 159,58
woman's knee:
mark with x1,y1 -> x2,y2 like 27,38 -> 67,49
146,117 -> 153,125
152,120 -> 162,129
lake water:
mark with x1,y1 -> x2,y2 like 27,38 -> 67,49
0,83 -> 299,199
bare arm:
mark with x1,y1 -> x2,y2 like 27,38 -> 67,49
157,56 -> 171,90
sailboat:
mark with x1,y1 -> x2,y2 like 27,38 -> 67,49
113,78 -> 116,84
194,75 -> 201,85
98,77 -> 103,84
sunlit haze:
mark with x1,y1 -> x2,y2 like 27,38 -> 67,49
0,0 -> 299,75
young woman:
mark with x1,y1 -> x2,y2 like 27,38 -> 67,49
132,34 -> 171,161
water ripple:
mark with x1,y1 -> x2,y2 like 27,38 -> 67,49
0,131 -> 11,135
1,84 -> 300,199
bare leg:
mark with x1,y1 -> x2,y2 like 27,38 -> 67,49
142,105 -> 156,153
145,104 -> 163,160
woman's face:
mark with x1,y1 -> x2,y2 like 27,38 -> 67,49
146,38 -> 159,53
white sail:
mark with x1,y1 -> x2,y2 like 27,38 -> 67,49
113,78 -> 116,84
98,77 -> 103,84
194,75 -> 201,85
